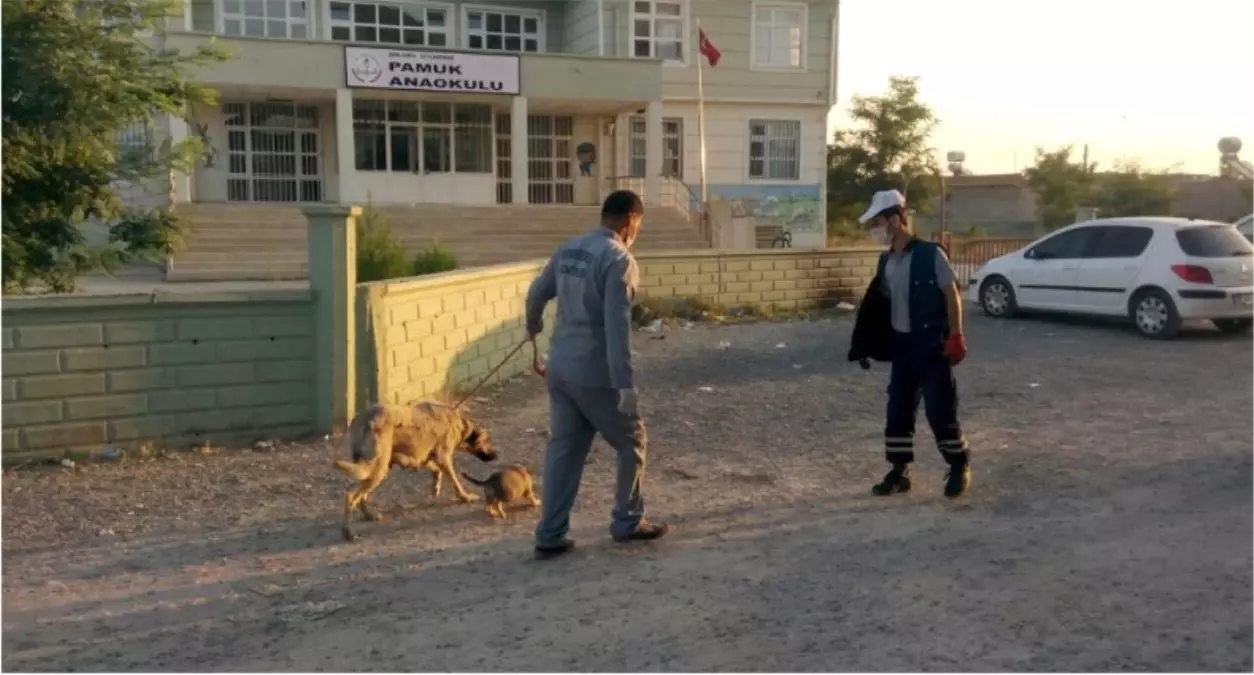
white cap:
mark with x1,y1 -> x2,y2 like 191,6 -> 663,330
857,189 -> 906,224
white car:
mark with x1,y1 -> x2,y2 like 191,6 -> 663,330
1234,214 -> 1253,242
967,216 -> 1254,339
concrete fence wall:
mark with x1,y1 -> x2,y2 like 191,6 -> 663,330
1,203 -> 880,463
2,291 -> 317,463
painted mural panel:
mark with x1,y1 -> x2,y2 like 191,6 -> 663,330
702,184 -> 824,237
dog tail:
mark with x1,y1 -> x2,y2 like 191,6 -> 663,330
333,460 -> 372,481
461,471 -> 488,486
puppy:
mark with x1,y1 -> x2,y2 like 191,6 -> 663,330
332,401 -> 498,541
461,465 -> 541,519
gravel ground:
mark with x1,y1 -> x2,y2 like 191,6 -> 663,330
3,311 -> 1251,672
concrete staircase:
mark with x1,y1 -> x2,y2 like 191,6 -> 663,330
168,203 -> 709,282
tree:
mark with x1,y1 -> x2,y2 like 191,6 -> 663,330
1089,160 -> 1177,218
826,76 -> 940,224
1023,146 -> 1095,230
2,0 -> 226,293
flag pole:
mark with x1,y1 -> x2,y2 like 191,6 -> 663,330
696,17 -> 710,245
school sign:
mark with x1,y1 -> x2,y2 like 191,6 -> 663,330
344,46 -> 520,95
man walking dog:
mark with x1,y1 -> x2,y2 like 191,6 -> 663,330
525,189 -> 670,560
848,189 -> 972,498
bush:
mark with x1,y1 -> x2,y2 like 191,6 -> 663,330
356,202 -> 410,282
412,240 -> 458,276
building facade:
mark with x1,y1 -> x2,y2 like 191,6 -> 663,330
155,0 -> 840,247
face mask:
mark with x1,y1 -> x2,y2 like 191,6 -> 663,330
869,226 -> 890,245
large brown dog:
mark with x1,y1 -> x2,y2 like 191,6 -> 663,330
332,401 -> 497,541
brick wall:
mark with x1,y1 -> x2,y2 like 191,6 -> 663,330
637,248 -> 881,308
359,248 -> 879,406
358,262 -> 555,406
2,291 -> 317,463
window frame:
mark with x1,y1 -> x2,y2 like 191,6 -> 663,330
628,116 -> 684,179
218,0 -> 311,39
746,119 -> 801,182
630,0 -> 690,66
1025,227 -> 1097,260
351,100 -> 494,175
1081,225 -> 1155,259
325,1 -> 453,48
749,0 -> 808,72
460,4 -> 546,54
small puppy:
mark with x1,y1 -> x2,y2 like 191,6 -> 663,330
332,401 -> 498,541
461,465 -> 541,519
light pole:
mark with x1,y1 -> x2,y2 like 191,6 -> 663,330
941,151 -> 965,238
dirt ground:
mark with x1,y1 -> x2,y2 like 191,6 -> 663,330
3,311 -> 1251,672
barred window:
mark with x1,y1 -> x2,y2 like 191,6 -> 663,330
747,119 -> 800,181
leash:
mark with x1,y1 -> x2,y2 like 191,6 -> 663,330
452,338 -> 545,409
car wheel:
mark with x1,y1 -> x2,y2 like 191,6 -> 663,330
1129,289 -> 1181,340
1213,318 -> 1253,334
979,276 -> 1019,319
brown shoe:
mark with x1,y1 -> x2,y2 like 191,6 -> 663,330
612,521 -> 671,543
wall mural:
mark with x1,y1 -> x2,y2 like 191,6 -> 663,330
703,184 -> 824,235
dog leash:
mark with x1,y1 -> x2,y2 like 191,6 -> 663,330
452,338 -> 545,409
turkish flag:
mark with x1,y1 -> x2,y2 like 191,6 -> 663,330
698,29 -> 721,67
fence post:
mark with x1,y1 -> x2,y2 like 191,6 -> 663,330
303,204 -> 361,434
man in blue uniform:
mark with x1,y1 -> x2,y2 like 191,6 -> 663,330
525,190 -> 671,560
849,189 -> 972,498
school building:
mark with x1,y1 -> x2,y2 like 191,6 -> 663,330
137,0 -> 840,280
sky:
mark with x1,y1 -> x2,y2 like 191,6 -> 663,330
829,0 -> 1254,175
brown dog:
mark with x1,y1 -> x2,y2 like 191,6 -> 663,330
461,465 -> 541,519
332,401 -> 497,540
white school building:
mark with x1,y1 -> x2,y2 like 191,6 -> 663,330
131,0 -> 840,279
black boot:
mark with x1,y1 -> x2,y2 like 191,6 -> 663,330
872,465 -> 912,496
944,460 -> 971,498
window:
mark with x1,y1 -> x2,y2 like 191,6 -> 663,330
1175,225 -> 1254,258
632,0 -> 685,61
628,117 -> 683,178
328,1 -> 448,47
464,7 -> 543,53
115,120 -> 153,164
752,2 -> 805,69
747,119 -> 800,181
223,102 -> 323,203
220,0 -> 309,39
352,100 -> 492,174
1026,228 -> 1095,260
1084,225 -> 1154,259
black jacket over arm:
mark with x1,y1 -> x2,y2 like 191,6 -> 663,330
847,253 -> 892,364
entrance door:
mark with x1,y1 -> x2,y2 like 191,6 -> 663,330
493,113 -> 575,204
224,102 -> 323,202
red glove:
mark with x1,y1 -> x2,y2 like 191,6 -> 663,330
943,333 -> 967,366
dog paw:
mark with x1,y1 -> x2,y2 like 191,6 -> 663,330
341,527 -> 359,542
363,510 -> 383,522
457,493 -> 480,503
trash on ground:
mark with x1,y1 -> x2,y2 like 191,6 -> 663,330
59,459 -> 75,469
837,301 -> 856,311
775,342 -> 787,349
1028,383 -> 1041,388
698,386 -> 714,393
718,340 -> 731,350
641,319 -> 664,333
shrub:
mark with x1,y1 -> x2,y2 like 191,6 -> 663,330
412,240 -> 458,276
356,202 -> 410,283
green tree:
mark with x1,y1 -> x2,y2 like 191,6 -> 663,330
826,76 -> 940,224
2,0 -> 226,293
356,201 -> 411,283
1090,160 -> 1177,218
1023,146 -> 1096,230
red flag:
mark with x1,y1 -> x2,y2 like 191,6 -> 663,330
698,29 -> 721,67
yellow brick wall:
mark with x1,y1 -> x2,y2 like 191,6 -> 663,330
359,248 -> 880,406
1,291 -> 317,463
359,262 -> 555,406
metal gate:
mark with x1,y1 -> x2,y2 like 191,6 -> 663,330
223,102 -> 323,203
494,113 -> 574,204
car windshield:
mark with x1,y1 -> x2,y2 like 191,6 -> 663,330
1175,226 -> 1254,258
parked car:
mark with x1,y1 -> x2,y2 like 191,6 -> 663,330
1234,214 -> 1253,242
968,217 -> 1254,339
